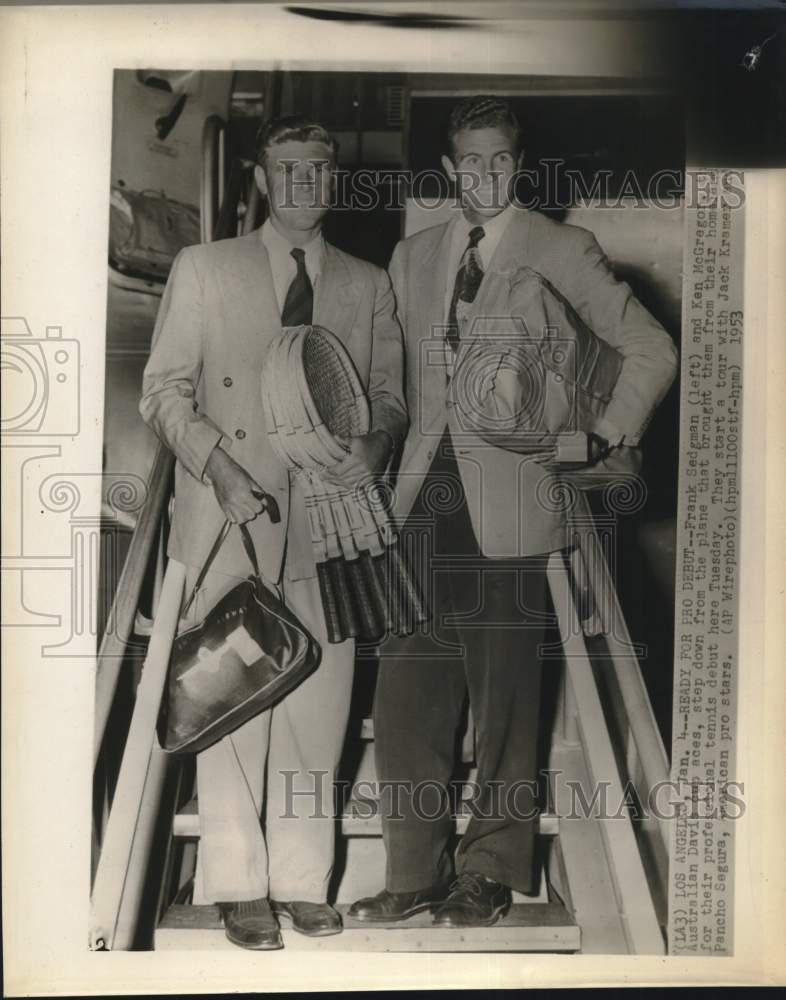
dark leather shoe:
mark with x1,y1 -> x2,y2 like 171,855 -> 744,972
270,900 -> 342,937
348,884 -> 450,923
219,898 -> 283,950
432,872 -> 511,928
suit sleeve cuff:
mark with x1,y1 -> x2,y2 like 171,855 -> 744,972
185,423 -> 225,484
593,415 -> 627,449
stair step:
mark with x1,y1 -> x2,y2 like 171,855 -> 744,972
156,902 -> 579,952
172,802 -> 559,839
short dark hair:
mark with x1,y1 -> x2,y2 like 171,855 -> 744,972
255,113 -> 338,167
446,95 -> 522,162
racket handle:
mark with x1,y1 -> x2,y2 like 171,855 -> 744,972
373,547 -> 406,635
388,542 -> 430,633
361,550 -> 393,633
347,556 -> 382,640
329,558 -> 361,639
317,560 -> 344,644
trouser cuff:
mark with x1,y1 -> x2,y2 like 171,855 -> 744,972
267,886 -> 329,903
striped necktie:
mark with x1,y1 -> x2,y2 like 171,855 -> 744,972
281,247 -> 313,327
446,225 -> 485,354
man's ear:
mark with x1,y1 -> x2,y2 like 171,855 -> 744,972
441,153 -> 457,184
253,163 -> 268,198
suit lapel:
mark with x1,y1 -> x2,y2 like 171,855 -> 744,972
216,229 -> 282,363
416,221 -> 453,334
413,222 -> 453,425
464,207 -> 534,332
315,243 -> 361,341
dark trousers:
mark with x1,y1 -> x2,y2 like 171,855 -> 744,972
374,430 -> 547,894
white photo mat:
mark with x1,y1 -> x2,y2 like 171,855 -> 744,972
1,3 -> 784,992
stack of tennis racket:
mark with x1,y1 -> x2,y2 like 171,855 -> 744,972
260,324 -> 429,644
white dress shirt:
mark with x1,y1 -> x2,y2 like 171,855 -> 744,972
261,217 -> 325,314
442,200 -> 517,325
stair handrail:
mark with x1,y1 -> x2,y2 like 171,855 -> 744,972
93,443 -> 174,767
572,490 -> 671,858
89,558 -> 186,950
548,545 -> 666,954
565,488 -> 671,940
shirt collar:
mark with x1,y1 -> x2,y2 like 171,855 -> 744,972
262,217 -> 325,278
453,200 -> 516,267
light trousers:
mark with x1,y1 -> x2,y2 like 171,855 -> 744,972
179,566 -> 355,904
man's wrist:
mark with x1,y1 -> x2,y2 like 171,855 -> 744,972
205,441 -> 230,483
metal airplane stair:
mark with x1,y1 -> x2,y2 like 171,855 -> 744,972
157,751 -> 579,953
90,441 -> 670,954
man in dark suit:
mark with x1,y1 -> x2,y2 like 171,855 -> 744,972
350,95 -> 678,927
141,114 -> 406,949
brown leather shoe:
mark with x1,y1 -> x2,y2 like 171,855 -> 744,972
219,898 -> 283,950
347,884 -> 450,923
270,900 -> 342,937
432,872 -> 511,928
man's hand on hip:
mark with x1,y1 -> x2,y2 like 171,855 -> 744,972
205,446 -> 268,523
555,443 -> 643,490
322,430 -> 393,488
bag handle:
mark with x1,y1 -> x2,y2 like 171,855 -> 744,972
242,522 -> 287,602
181,519 -> 232,620
239,521 -> 262,578
180,517 -> 284,621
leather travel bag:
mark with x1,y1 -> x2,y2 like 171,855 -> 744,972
157,519 -> 321,755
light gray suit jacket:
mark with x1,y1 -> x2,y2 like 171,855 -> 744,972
140,227 -> 408,583
388,206 -> 679,557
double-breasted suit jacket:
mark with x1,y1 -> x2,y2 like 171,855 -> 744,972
140,227 -> 408,584
388,205 -> 679,557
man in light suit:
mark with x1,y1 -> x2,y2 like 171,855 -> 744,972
350,96 -> 678,927
140,114 -> 406,949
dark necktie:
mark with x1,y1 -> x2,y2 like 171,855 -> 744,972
281,247 -> 314,327
446,225 -> 485,353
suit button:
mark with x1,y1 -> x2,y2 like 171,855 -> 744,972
223,377 -> 233,387
235,429 -> 246,439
